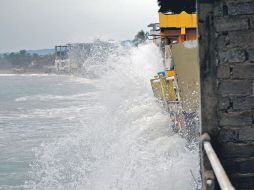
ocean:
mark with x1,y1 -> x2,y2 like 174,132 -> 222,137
0,44 -> 200,190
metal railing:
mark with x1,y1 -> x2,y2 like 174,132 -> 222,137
202,133 -> 235,190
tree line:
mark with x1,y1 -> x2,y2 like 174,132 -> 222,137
0,50 -> 54,70
132,30 -> 149,46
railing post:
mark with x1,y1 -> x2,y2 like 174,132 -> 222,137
201,133 -> 235,190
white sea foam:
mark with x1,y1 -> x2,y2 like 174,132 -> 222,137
0,73 -> 53,77
24,43 -> 200,190
15,93 -> 96,102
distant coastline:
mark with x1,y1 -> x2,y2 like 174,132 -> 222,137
0,67 -> 55,74
0,49 -> 55,75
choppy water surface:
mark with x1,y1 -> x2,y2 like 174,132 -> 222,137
0,44 -> 200,190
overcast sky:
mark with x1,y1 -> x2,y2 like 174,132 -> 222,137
0,0 -> 158,53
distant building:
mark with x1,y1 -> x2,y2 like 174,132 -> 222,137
54,43 -> 91,74
54,45 -> 70,72
147,23 -> 161,46
54,41 -> 116,75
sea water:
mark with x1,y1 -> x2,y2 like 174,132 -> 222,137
0,43 -> 200,190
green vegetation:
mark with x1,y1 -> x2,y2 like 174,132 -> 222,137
133,30 -> 149,46
0,50 -> 54,71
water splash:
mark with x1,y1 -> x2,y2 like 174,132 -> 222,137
25,43 -> 200,190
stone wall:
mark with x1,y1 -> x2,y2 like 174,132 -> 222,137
198,0 -> 254,189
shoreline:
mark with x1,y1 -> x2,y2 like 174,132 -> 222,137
0,69 -> 54,75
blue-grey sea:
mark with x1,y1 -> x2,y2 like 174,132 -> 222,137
0,44 -> 200,190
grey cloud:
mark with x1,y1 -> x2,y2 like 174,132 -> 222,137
0,0 -> 158,52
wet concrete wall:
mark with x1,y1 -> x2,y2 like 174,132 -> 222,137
198,0 -> 254,189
